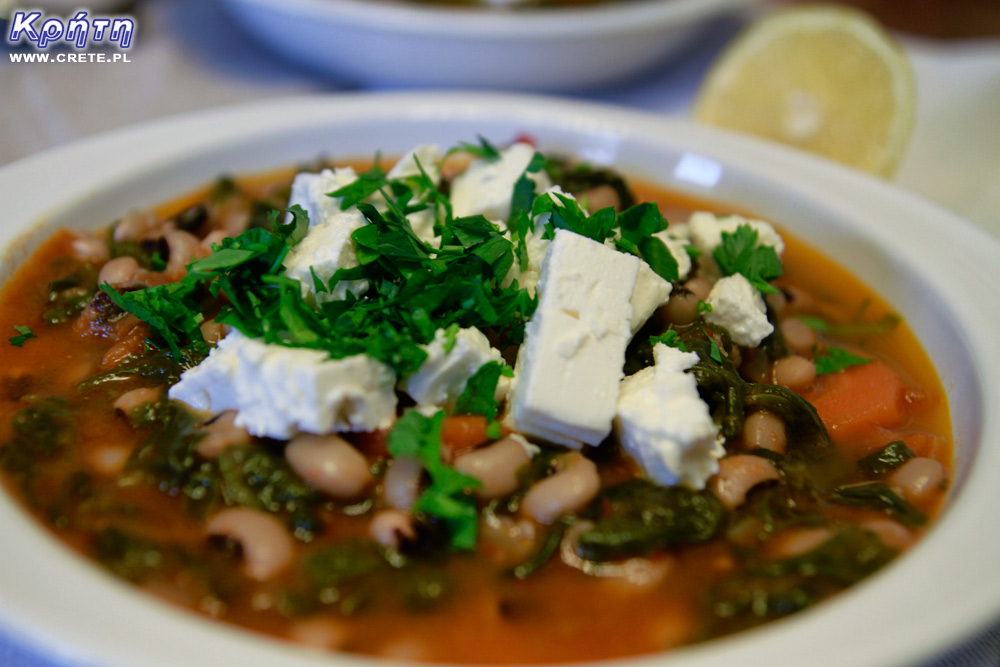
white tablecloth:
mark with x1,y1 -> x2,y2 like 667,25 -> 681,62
1,0 -> 998,665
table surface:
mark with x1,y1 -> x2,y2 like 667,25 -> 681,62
1,1 -> 999,665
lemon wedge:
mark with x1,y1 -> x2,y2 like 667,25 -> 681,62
693,4 -> 916,177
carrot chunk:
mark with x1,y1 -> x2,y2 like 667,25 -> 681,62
803,360 -> 909,448
440,415 -> 495,456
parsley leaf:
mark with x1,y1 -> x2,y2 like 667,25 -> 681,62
615,203 -> 679,282
387,411 -> 482,549
451,136 -> 502,161
713,225 -> 783,294
453,361 -> 510,422
798,314 -> 901,337
813,347 -> 873,375
8,325 -> 36,347
649,330 -> 688,352
331,163 -> 387,211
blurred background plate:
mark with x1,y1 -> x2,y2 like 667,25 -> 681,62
217,0 -> 760,90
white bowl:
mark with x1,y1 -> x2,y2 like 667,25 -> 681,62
218,0 -> 759,90
0,92 -> 998,667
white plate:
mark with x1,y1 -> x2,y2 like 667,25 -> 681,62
218,0 -> 759,90
0,92 -> 998,667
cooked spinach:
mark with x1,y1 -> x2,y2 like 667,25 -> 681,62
508,520 -> 568,580
123,401 -> 217,516
43,262 -> 98,325
858,440 -> 915,475
572,480 -> 725,561
93,527 -> 178,583
0,397 -> 75,505
107,225 -> 168,271
706,526 -> 897,635
217,445 -> 322,541
831,482 -> 926,526
78,346 -> 205,390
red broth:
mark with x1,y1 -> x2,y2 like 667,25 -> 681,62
0,158 -> 951,663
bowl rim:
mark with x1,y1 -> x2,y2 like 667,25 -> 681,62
0,91 -> 999,667
220,0 -> 761,38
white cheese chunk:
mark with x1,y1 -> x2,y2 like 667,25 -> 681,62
401,326 -> 505,409
166,331 -> 243,413
450,142 -> 552,222
287,168 -> 359,229
387,143 -> 443,183
614,344 -> 724,489
630,261 -> 673,334
704,273 -> 774,347
688,211 -> 784,279
169,332 -> 397,439
281,207 -> 369,303
507,229 -> 639,448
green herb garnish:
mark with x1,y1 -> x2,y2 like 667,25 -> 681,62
387,410 -> 482,549
813,346 -> 872,375
714,225 -> 783,294
8,325 -> 37,347
649,329 -> 689,351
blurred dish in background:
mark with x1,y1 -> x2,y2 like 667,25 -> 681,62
782,0 -> 1000,38
218,0 -> 761,91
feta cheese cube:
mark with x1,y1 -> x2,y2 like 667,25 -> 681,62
629,260 -> 673,334
401,326 -> 505,409
614,343 -> 724,489
450,142 -> 552,222
166,330 -> 243,413
287,168 -> 359,228
169,332 -> 397,439
281,207 -> 369,303
688,212 -> 784,279
507,229 -> 639,448
704,273 -> 774,347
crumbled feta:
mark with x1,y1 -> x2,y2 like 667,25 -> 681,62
629,261 -> 673,334
507,229 -> 639,448
614,344 -> 724,489
704,273 -> 774,347
281,208 -> 369,303
169,332 -> 397,439
688,212 -> 784,278
166,330 -> 243,413
450,142 -> 552,222
387,143 -> 442,183
287,168 -> 359,228
401,326 -> 505,409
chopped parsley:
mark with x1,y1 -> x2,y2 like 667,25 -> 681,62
8,325 -> 36,347
387,411 -> 482,549
813,346 -> 873,375
454,361 -> 512,423
798,313 -> 900,337
713,225 -> 783,294
649,329 -> 689,352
